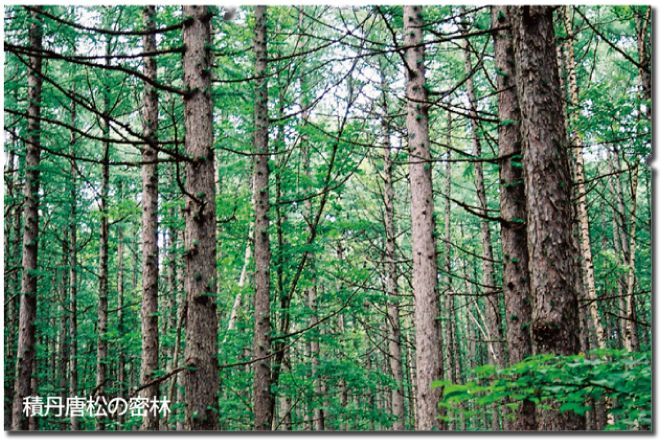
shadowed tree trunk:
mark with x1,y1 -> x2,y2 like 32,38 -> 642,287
182,5 -> 219,430
404,5 -> 443,431
252,5 -> 274,431
511,5 -> 584,430
12,6 -> 43,430
140,5 -> 160,430
492,5 -> 536,431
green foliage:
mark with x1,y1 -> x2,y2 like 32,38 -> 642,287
434,350 -> 651,430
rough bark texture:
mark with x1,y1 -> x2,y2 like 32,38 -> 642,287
492,5 -> 536,431
252,5 -> 274,431
511,5 -> 584,430
12,9 -> 43,430
140,5 -> 160,430
381,79 -> 405,430
182,5 -> 219,430
562,7 -> 607,350
404,5 -> 443,431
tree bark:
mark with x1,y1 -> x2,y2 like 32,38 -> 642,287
68,97 -> 79,430
403,5 -> 443,431
182,5 -> 219,430
140,5 -> 160,430
463,23 -> 503,376
252,5 -> 274,431
492,5 -> 536,430
511,5 -> 584,430
622,161 -> 640,352
562,7 -> 608,350
380,73 -> 405,430
94,35 -> 112,431
11,6 -> 43,430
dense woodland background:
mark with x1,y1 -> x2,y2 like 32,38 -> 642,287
3,5 -> 652,431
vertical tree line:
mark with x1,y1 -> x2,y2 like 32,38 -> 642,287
3,5 -> 651,431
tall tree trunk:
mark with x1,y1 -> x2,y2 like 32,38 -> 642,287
140,5 -> 160,430
622,161 -> 640,352
116,196 -> 126,428
58,237 -> 70,430
492,5 -> 536,430
4,141 -> 18,430
252,5 -> 274,431
68,97 -> 79,431
94,36 -> 112,431
11,7 -> 43,430
182,5 -> 219,430
562,7 -> 607,350
462,22 -> 503,431
511,5 -> 584,430
403,5 -> 443,431
380,75 -> 405,431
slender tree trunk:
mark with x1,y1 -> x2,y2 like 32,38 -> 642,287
511,5 -> 584,430
380,77 -> 405,430
58,236 -> 70,430
226,222 -> 253,333
4,144 -> 17,430
94,35 -> 113,431
182,5 -> 219,430
608,151 -> 629,347
562,7 -> 607,350
492,5 -> 535,430
252,5 -> 274,431
403,5 -> 443,431
116,203 -> 126,428
68,98 -> 79,430
140,5 -> 160,430
622,161 -> 640,352
635,6 -> 651,119
462,24 -> 503,431
11,7 -> 43,430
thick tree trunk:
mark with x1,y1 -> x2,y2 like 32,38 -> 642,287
381,79 -> 405,430
140,5 -> 160,430
403,5 -> 443,431
11,7 -> 43,430
511,6 -> 584,430
182,5 -> 219,430
252,5 -> 274,431
492,5 -> 536,430
562,8 -> 607,350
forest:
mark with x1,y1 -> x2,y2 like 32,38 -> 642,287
2,4 -> 652,431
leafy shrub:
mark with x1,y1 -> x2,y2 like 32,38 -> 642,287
433,349 -> 651,430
